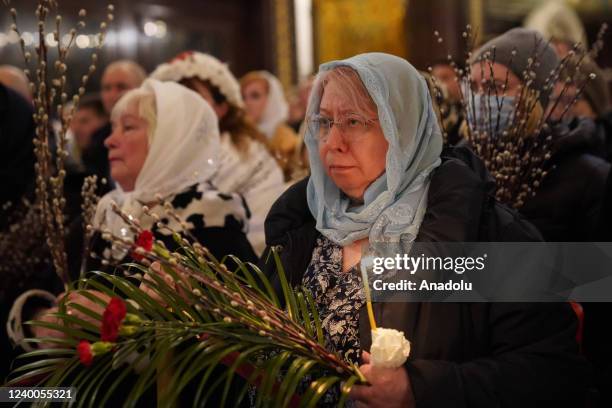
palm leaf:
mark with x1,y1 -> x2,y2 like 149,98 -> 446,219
9,216 -> 365,407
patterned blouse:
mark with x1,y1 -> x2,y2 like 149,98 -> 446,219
248,236 -> 364,407
302,235 -> 365,365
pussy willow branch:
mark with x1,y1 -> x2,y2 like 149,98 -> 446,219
97,203 -> 354,374
6,1 -> 114,286
460,44 -> 578,207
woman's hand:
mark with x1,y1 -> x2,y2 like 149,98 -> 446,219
349,351 -> 415,408
140,262 -> 170,306
30,291 -> 112,348
62,290 -> 111,326
30,306 -> 65,349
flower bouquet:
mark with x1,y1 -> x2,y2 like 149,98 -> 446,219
7,211 -> 368,407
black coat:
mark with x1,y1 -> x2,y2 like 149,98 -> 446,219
0,84 -> 35,220
261,147 -> 588,407
0,85 -> 62,381
586,141 -> 612,407
520,119 -> 610,242
594,111 -> 612,162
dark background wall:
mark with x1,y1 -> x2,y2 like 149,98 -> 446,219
0,0 -> 280,94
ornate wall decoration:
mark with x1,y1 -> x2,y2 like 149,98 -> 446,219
313,0 -> 409,65
274,0 -> 296,90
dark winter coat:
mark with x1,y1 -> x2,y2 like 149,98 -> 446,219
520,119 -> 610,242
261,147 -> 589,408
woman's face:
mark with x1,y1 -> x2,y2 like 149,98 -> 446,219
318,79 -> 388,201
242,79 -> 268,124
105,102 -> 149,192
188,80 -> 229,120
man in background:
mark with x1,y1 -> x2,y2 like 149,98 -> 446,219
69,95 -> 108,168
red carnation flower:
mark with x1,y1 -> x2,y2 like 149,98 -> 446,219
101,297 -> 127,342
77,340 -> 93,366
132,230 -> 154,261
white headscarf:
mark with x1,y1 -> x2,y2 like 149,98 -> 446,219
253,71 -> 289,139
95,79 -> 220,239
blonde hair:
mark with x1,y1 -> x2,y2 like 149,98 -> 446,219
239,71 -> 270,94
111,88 -> 157,144
308,66 -> 378,119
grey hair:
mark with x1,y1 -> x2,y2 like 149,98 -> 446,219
307,66 -> 378,120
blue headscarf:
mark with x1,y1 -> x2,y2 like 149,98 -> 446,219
305,53 -> 443,247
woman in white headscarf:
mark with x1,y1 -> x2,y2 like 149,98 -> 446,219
8,79 -> 257,350
260,53 -> 587,407
151,52 -> 285,255
240,71 -> 300,179
92,79 -> 256,266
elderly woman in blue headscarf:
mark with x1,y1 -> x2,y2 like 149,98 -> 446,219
262,53 -> 587,407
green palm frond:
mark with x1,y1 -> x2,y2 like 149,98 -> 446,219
8,231 -> 365,407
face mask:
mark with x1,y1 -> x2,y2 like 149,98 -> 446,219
468,94 -> 516,139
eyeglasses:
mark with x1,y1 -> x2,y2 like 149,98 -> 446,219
308,113 -> 379,143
